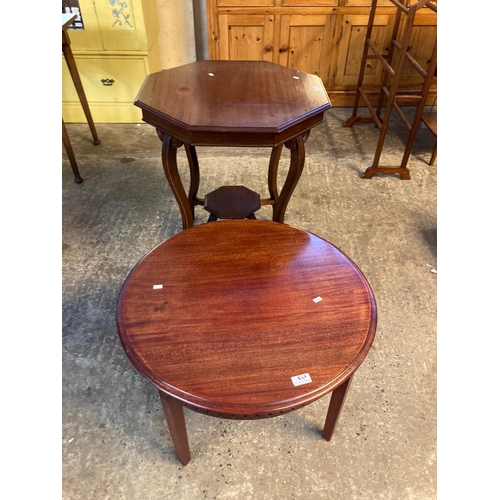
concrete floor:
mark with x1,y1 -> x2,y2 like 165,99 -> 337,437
62,107 -> 437,499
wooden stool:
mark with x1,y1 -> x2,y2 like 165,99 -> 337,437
204,186 -> 261,222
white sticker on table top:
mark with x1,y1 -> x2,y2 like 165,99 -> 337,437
291,373 -> 312,387
313,296 -> 322,303
153,284 -> 163,289
313,86 -> 322,91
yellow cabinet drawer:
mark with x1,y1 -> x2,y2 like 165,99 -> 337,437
62,56 -> 148,104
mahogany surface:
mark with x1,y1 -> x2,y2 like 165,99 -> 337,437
204,185 -> 261,221
134,61 -> 331,147
134,61 -> 331,229
117,220 -> 377,463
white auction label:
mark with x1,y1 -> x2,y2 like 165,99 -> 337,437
291,373 -> 312,386
153,284 -> 163,289
313,296 -> 323,303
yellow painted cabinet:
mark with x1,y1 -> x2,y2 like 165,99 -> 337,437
207,0 -> 437,105
62,0 -> 161,123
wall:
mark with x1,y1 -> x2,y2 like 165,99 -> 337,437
155,0 -> 200,69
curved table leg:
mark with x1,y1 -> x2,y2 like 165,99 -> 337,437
159,131 -> 194,229
322,376 -> 353,441
271,133 -> 307,224
184,144 -> 200,220
159,391 -> 191,465
268,144 -> 283,208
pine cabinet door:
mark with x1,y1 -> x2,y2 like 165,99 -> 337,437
218,14 -> 275,62
396,13 -> 437,87
333,14 -> 395,89
278,14 -> 336,85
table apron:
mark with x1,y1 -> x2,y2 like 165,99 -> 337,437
139,109 -> 325,147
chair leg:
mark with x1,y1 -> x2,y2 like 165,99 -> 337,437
429,142 -> 437,166
62,119 -> 83,183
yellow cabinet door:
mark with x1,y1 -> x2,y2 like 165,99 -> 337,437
64,0 -> 103,51
218,14 -> 275,62
278,14 -> 337,86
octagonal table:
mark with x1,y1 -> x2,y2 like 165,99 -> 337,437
134,61 -> 331,229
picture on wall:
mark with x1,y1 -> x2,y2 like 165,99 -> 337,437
62,0 -> 84,30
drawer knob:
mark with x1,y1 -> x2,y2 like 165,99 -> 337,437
101,78 -> 115,86
264,45 -> 272,52
279,45 -> 288,53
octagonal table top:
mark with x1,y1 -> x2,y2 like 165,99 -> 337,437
134,60 -> 331,146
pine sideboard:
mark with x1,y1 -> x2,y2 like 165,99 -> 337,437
206,0 -> 437,106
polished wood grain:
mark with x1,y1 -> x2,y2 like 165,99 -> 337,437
117,220 -> 377,464
204,186 -> 261,221
134,60 -> 331,146
135,61 -> 331,229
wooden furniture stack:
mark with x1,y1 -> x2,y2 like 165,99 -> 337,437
62,0 -> 162,123
343,0 -> 437,180
206,0 -> 437,106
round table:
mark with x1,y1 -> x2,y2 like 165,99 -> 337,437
116,220 -> 377,465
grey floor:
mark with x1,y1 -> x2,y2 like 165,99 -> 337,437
62,107 -> 437,499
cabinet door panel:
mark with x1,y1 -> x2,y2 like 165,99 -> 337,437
279,15 -> 336,84
93,0 -> 149,51
333,14 -> 395,88
219,15 -> 275,62
64,0 -> 103,51
397,14 -> 437,87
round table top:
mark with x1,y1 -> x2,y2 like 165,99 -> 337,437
117,220 -> 377,419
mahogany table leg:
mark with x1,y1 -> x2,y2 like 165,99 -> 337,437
322,376 -> 353,441
267,144 -> 283,206
160,133 -> 194,229
159,391 -> 191,466
62,30 -> 100,146
272,134 -> 306,223
62,119 -> 83,183
184,144 -> 201,219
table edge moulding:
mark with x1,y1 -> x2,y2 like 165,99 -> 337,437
116,220 -> 377,465
134,60 -> 332,229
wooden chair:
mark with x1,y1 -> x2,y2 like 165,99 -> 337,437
421,107 -> 437,166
